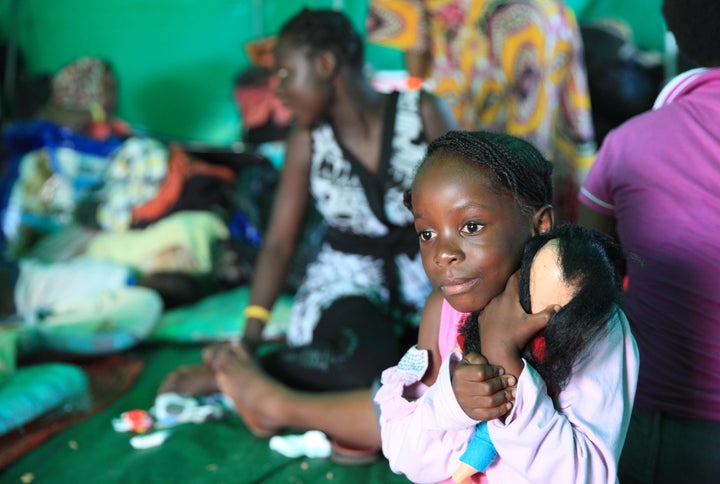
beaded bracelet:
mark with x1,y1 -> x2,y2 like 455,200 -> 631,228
243,305 -> 271,324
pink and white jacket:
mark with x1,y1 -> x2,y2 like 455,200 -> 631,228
375,299 -> 639,484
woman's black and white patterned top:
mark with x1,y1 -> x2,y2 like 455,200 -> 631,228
287,90 -> 432,346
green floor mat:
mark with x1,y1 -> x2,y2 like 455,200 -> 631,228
0,344 -> 410,484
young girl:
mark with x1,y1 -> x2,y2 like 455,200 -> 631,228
374,130 -> 639,483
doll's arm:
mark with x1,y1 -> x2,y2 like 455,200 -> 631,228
452,422 -> 496,483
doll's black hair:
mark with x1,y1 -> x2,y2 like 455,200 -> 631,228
278,8 -> 364,71
404,130 -> 553,216
460,223 -> 625,395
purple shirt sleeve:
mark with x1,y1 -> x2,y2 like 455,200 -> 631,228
579,129 -> 621,216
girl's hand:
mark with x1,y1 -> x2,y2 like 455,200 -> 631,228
452,352 -> 517,421
479,271 -> 558,378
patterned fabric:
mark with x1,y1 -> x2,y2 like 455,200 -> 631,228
286,90 -> 432,346
365,0 -> 427,52
1,121 -> 123,255
97,137 -> 169,232
51,57 -> 113,111
367,0 -> 596,220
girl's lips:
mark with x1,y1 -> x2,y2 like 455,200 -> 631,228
439,278 -> 478,296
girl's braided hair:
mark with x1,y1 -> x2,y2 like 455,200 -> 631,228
405,130 -> 553,214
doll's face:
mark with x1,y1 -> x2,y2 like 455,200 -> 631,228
529,240 -> 576,313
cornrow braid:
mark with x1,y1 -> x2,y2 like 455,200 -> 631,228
425,130 -> 553,214
278,8 -> 364,71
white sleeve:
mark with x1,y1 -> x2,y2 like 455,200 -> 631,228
486,309 -> 639,483
375,347 -> 477,484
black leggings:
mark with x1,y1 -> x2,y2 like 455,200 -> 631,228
258,296 -> 413,392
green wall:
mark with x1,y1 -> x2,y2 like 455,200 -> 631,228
5,0 -> 401,145
567,0 -> 665,52
2,0 -> 663,146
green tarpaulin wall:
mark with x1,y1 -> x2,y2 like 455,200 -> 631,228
1,0 -> 665,145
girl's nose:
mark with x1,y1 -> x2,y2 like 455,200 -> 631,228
434,238 -> 463,266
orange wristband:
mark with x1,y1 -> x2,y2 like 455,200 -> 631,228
406,76 -> 423,90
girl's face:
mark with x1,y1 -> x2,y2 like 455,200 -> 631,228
273,39 -> 330,127
411,152 -> 539,313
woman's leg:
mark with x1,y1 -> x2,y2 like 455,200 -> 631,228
258,296 -> 404,391
210,343 -> 382,449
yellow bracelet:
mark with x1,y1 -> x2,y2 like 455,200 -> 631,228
244,305 -> 271,323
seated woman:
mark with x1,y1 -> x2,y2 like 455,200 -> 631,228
158,8 -> 457,463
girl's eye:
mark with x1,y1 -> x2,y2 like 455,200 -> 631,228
418,230 -> 435,242
461,222 -> 483,234
277,68 -> 289,79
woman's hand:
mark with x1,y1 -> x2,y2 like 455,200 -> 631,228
240,318 -> 265,355
479,271 -> 557,378
453,352 -> 516,421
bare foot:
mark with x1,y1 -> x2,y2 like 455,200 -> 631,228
158,363 -> 220,396
208,345 -> 287,438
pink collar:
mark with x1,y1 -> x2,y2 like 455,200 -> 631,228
653,67 -> 720,108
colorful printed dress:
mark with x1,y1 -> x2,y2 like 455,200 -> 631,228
286,89 -> 432,348
367,0 -> 596,220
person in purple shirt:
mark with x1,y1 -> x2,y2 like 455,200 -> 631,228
578,1 -> 720,481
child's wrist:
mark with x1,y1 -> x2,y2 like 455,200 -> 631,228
485,348 -> 522,376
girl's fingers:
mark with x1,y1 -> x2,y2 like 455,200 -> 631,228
467,390 -> 515,420
461,352 -> 489,365
516,304 -> 558,343
458,352 -> 507,380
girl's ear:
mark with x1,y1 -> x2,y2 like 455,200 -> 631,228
533,204 -> 554,235
314,50 -> 340,80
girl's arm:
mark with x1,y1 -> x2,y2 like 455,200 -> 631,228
478,271 -> 556,379
241,126 -> 312,349
375,291 -> 515,483
487,309 -> 639,483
